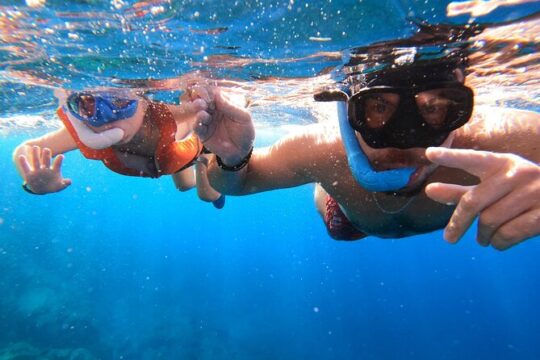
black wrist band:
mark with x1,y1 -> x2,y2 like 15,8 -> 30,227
215,147 -> 253,172
22,183 -> 43,195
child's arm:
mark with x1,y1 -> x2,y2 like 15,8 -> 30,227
13,127 -> 78,194
171,167 -> 196,191
195,155 -> 224,207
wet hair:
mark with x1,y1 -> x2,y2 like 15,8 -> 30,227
346,20 -> 485,88
315,20 -> 484,101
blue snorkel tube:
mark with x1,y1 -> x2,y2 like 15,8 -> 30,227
337,101 -> 415,192
324,49 -> 414,192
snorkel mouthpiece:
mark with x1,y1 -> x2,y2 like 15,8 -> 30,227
337,101 -> 415,192
63,106 -> 125,149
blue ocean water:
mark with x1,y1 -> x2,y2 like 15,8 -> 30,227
1,0 -> 540,359
1,136 -> 540,359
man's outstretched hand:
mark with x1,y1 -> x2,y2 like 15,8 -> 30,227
188,85 -> 254,167
425,147 -> 540,250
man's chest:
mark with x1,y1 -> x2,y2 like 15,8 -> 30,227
323,167 -> 475,238
343,192 -> 455,238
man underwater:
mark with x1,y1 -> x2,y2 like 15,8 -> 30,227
188,42 -> 540,250
13,89 -> 225,208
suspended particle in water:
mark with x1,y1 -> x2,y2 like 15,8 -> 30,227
309,36 -> 332,42
313,306 -> 320,313
112,0 -> 126,10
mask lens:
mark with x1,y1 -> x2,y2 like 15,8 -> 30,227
349,91 -> 400,131
109,97 -> 133,109
68,93 -> 96,118
416,87 -> 471,129
362,93 -> 399,129
350,85 -> 472,132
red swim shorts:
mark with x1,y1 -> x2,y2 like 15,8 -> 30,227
324,195 -> 367,241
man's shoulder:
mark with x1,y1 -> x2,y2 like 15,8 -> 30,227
455,106 -> 540,151
475,105 -> 539,121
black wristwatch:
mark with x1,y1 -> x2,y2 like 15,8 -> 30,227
215,147 -> 253,172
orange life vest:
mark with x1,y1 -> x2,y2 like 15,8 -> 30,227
57,103 -> 203,178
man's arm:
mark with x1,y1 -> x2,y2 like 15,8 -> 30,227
187,85 -> 336,196
207,126 -> 334,195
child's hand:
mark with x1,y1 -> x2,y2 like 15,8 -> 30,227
18,146 -> 72,194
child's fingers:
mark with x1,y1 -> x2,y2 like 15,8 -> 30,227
193,111 -> 214,141
51,154 -> 65,172
42,148 -> 52,168
194,121 -> 210,142
18,155 -> 32,176
196,110 -> 212,126
190,85 -> 212,103
177,98 -> 207,115
31,146 -> 41,169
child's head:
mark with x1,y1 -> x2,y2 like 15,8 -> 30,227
56,89 -> 148,149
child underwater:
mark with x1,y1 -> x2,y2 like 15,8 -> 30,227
13,89 -> 226,209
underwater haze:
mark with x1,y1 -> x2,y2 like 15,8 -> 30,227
1,0 -> 540,359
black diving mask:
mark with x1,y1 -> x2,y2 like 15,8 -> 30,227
348,82 -> 473,149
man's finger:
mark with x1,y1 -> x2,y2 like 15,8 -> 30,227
426,147 -> 502,178
490,208 -> 540,251
18,155 -> 32,176
214,90 -> 251,124
444,173 -> 515,243
476,184 -> 538,246
424,182 -> 471,205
